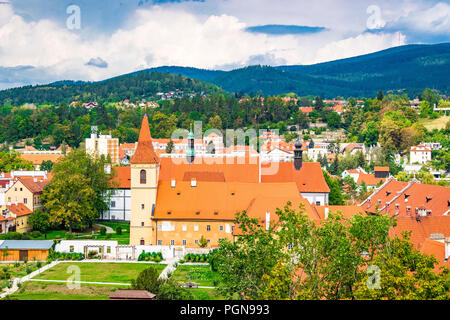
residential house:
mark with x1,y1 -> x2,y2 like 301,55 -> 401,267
410,145 -> 432,164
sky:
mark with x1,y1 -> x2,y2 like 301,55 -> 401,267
0,0 -> 449,89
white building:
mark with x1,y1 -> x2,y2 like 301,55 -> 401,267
410,145 -> 432,164
307,145 -> 328,161
85,128 -> 119,163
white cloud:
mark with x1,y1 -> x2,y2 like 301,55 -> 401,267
0,2 -> 442,87
315,32 -> 406,63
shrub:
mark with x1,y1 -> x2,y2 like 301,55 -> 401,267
66,233 -> 75,240
25,266 -> 32,274
100,227 -> 107,236
30,231 -> 42,239
115,226 -> 122,235
36,261 -> 42,269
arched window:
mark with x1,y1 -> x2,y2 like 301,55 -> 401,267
140,170 -> 147,184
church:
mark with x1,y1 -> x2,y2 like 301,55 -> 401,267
129,115 -> 330,247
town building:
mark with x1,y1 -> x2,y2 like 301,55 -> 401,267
0,240 -> 53,261
410,145 -> 432,164
85,129 -> 120,164
128,116 -> 330,247
4,177 -> 49,212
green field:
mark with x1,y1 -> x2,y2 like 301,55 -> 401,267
7,282 -> 118,300
0,262 -> 43,289
171,264 -> 219,287
33,262 -> 166,284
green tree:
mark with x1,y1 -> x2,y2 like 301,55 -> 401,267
29,209 -> 51,235
40,160 -> 54,172
42,149 -> 112,232
354,232 -> 450,300
323,171 -> 344,205
165,140 -> 174,154
131,266 -> 164,294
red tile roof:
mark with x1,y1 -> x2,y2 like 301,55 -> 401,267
158,157 -> 260,183
363,179 -> 450,217
261,162 -> 330,193
20,154 -> 64,165
111,167 -> 131,189
130,116 -> 159,165
356,173 -> 385,186
420,239 -> 449,271
374,166 -> 389,172
13,177 -> 49,194
7,203 -> 33,217
154,181 -> 301,221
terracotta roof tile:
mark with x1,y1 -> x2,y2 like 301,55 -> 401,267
154,181 -> 301,221
7,203 -> 33,217
130,116 -> 159,164
111,167 -> 131,189
261,162 -> 330,193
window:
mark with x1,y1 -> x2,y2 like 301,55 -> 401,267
111,201 -> 116,208
107,247 -> 111,254
69,246 -> 74,253
219,225 -> 223,231
194,225 -> 198,231
315,201 -> 320,206
24,198 -> 27,204
170,240 -> 175,246
182,225 -> 187,231
182,240 -> 186,246
140,239 -> 145,245
195,240 -> 198,244
140,170 -> 147,184
158,240 -> 162,245
20,188 -> 22,191
207,225 -> 211,231
141,222 -> 145,227
141,204 -> 145,209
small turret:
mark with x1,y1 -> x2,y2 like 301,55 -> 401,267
187,127 -> 195,164
294,139 -> 303,171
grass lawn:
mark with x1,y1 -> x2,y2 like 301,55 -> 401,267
28,224 -> 130,245
419,116 -> 449,130
34,262 -> 166,284
97,221 -> 130,232
171,264 -> 219,287
6,282 -> 119,300
0,262 -> 42,287
190,288 -> 224,300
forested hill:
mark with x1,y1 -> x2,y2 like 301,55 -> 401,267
146,43 -> 450,98
0,72 -> 223,106
1,43 -> 449,105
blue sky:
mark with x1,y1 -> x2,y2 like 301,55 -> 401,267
0,0 -> 448,88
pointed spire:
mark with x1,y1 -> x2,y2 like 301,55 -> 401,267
130,115 -> 159,164
138,114 -> 152,143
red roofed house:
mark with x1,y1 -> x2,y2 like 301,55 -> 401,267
410,145 -> 432,164
0,203 -> 33,234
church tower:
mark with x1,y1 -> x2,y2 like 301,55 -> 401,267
129,115 -> 160,245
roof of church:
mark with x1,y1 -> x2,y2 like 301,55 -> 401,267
130,115 -> 160,165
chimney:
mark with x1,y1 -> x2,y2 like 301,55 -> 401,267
294,139 -> 303,171
265,211 -> 270,230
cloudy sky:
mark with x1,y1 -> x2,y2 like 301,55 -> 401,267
0,0 -> 449,88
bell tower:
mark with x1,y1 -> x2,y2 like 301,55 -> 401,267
129,115 -> 160,245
